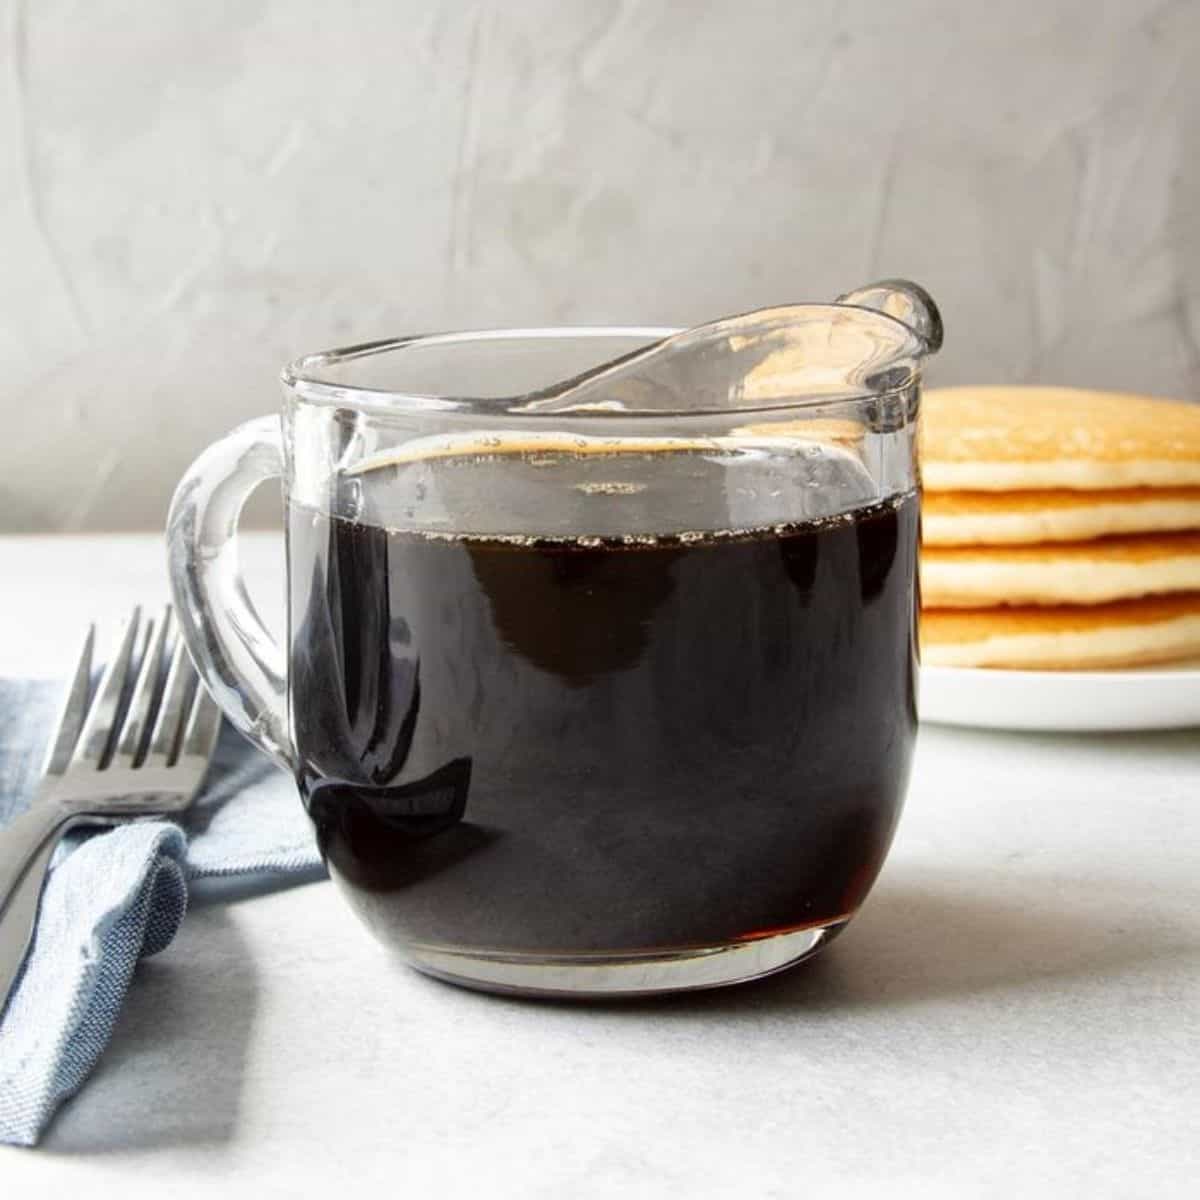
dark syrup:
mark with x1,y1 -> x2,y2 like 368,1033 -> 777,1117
288,454 -> 918,955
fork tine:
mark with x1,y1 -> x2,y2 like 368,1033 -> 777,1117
146,632 -> 198,766
40,625 -> 96,777
68,609 -> 141,770
180,680 -> 222,764
112,607 -> 173,767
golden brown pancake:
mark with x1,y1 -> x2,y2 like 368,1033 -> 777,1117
731,416 -> 865,446
921,532 -> 1200,607
921,387 -> 1200,491
922,487 -> 1200,545
922,594 -> 1200,669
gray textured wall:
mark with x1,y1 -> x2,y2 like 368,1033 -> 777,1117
3,0 -> 1198,531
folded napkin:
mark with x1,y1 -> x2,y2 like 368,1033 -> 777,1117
0,677 -> 324,1147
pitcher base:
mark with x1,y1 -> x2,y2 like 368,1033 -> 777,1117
401,921 -> 848,999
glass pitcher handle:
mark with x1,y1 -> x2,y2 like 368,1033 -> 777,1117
836,279 -> 944,353
166,415 -> 293,769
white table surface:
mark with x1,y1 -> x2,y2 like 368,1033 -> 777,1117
1,533 -> 1198,1198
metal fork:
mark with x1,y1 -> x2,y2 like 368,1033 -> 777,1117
0,606 -> 221,1015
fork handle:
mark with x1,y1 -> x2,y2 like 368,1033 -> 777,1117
0,805 -> 79,1014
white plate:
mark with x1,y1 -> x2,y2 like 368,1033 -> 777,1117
920,660 -> 1200,732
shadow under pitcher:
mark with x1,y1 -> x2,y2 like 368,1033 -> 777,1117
167,280 -> 942,997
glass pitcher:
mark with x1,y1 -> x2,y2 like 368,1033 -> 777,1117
167,280 -> 942,997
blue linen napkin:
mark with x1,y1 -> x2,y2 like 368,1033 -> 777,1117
0,677 -> 324,1147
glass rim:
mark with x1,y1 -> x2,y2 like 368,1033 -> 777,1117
280,313 -> 924,419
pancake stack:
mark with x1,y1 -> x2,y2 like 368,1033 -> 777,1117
919,387 -> 1200,669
